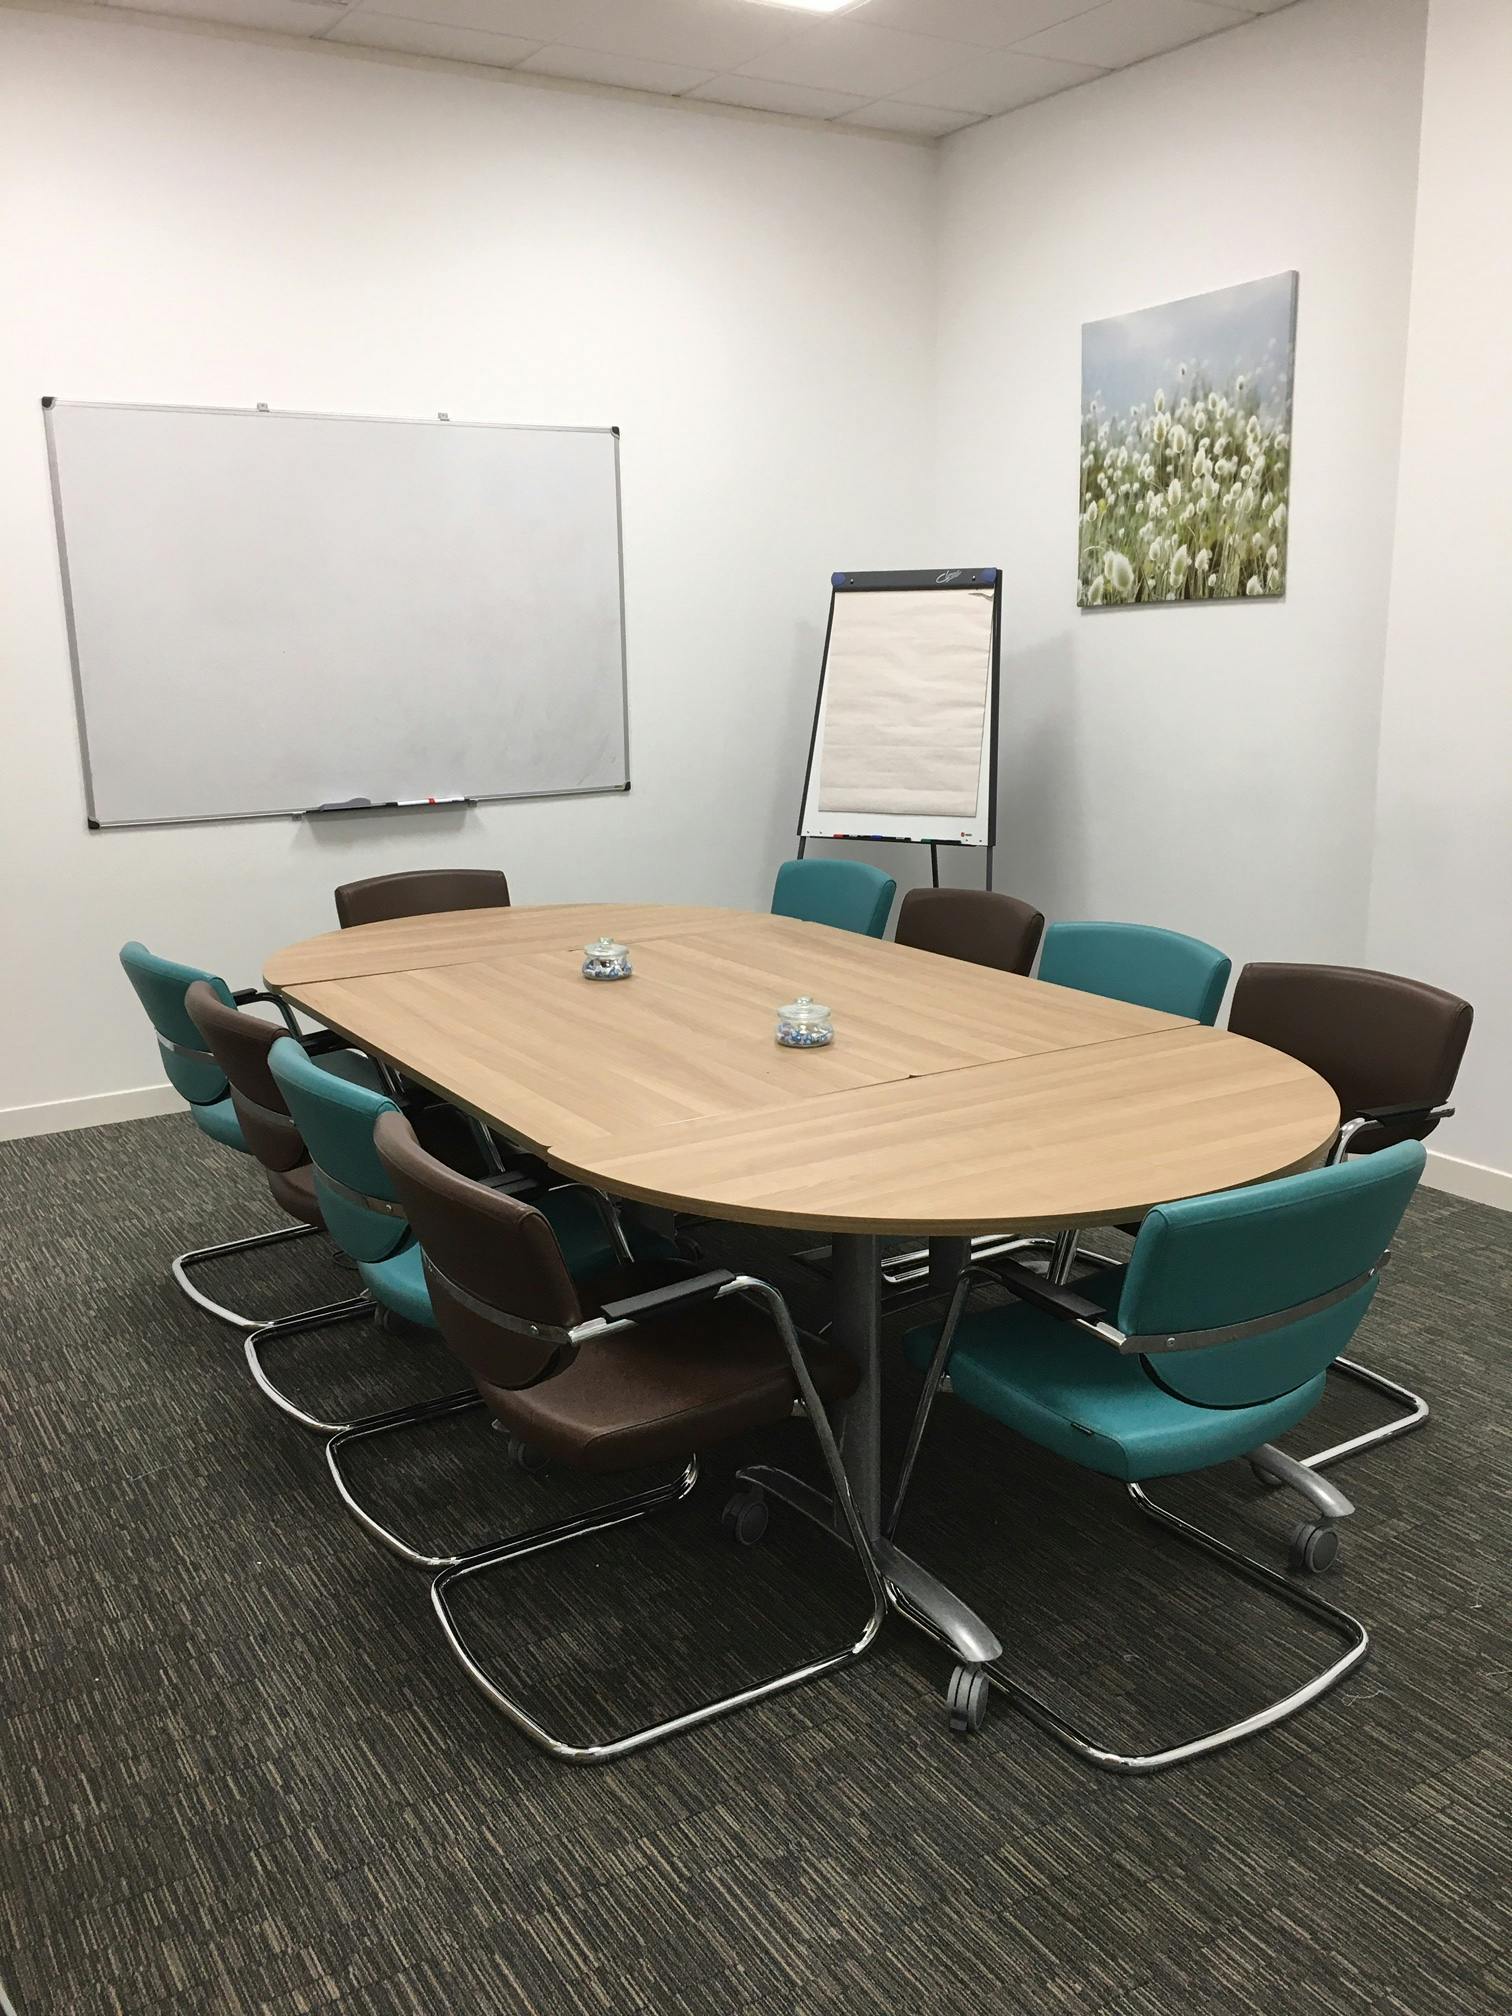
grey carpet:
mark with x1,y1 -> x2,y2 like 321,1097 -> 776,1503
2,1113 -> 1510,2016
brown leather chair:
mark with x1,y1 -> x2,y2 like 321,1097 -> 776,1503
334,868 -> 510,930
1228,961 -> 1473,1472
895,887 -> 1045,976
365,1109 -> 886,1764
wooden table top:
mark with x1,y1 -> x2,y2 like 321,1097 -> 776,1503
549,1026 -> 1340,1235
269,903 -> 1339,1234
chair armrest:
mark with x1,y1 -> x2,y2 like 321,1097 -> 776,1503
599,1269 -> 737,1326
977,1257 -> 1111,1327
298,1029 -> 351,1057
1353,1100 -> 1452,1129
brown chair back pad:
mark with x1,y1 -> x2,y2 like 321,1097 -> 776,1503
186,980 -> 307,1173
374,1108 -> 584,1390
895,887 -> 1046,976
1229,963 -> 1473,1148
334,868 -> 511,930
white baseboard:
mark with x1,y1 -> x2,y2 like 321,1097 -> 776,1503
1423,1148 -> 1512,1213
0,1081 -> 182,1142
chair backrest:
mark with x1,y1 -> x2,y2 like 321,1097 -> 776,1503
375,1109 -> 583,1390
334,868 -> 511,930
185,981 -> 306,1174
120,942 -> 234,1106
1116,1139 -> 1425,1408
268,1037 -> 406,1263
771,858 -> 896,939
895,888 -> 1045,975
1229,963 -> 1472,1149
1038,920 -> 1231,1025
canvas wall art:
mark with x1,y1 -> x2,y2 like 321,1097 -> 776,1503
1078,271 -> 1298,607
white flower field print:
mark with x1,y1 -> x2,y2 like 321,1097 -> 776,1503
1079,272 -> 1298,608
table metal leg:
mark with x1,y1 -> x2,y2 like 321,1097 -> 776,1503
927,1236 -> 970,1300
831,1231 -> 883,1535
737,1228 -> 1003,1672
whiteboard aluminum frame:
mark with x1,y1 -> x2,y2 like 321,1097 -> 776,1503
41,398 -> 632,830
796,567 -> 1001,874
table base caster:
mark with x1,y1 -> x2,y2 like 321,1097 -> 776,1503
947,1663 -> 989,1735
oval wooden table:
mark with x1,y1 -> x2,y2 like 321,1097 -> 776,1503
268,902 -> 1340,1671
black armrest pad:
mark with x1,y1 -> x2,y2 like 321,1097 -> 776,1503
600,1269 -> 736,1325
982,1258 -> 1110,1327
299,1030 -> 349,1057
1353,1101 -> 1448,1127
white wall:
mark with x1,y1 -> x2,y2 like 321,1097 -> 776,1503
1366,0 -> 1512,1192
932,0 -> 1428,978
0,6 -> 937,1133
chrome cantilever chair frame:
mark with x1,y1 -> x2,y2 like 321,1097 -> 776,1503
1285,1105 -> 1449,1473
422,1270 -> 888,1765
885,1260 -> 1376,1774
320,1183 -> 638,1564
244,1163 -> 574,1448
168,986 -> 313,1330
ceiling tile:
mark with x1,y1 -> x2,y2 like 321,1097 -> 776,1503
736,18 -> 974,97
905,45 -> 1103,113
337,0 -> 565,34
328,11 -> 541,61
110,0 -> 345,32
860,0 -> 1103,47
1013,0 -> 1254,68
517,41 -> 715,92
543,0 -> 800,72
840,98 -> 985,136
686,74 -> 872,119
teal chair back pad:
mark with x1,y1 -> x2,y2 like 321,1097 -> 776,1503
771,858 -> 897,940
1037,921 -> 1232,1026
120,942 -> 234,1105
268,1036 -> 407,1264
1116,1139 -> 1425,1407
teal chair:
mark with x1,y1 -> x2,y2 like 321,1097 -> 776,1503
262,1037 -> 652,1564
771,858 -> 896,939
1037,919 -> 1231,1025
121,941 -> 311,1327
889,1139 -> 1425,1771
994,920 -> 1233,1284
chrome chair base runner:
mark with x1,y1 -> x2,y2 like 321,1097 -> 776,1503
957,1484 -> 1370,1773
944,1483 -> 1367,1773
327,1392 -> 495,1569
431,1458 -> 889,1765
1295,1356 -> 1429,1473
172,1220 -> 327,1329
244,1299 -> 477,1439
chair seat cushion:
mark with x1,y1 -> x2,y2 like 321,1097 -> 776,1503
357,1240 -> 437,1329
488,1274 -> 858,1474
903,1273 -> 1325,1483
266,1160 -> 323,1229
191,1094 -> 248,1153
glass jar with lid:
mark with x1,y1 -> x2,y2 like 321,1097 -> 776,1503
776,996 -> 833,1048
582,936 -> 632,981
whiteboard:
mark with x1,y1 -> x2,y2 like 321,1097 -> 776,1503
44,401 -> 630,827
798,570 -> 1000,848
